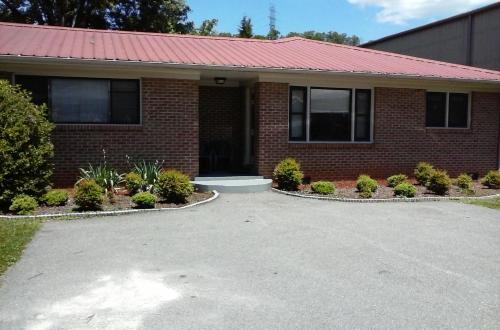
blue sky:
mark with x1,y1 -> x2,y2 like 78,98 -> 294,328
188,0 -> 497,42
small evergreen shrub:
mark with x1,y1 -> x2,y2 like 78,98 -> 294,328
427,170 -> 451,195
394,182 -> 417,198
311,181 -> 335,195
387,174 -> 408,188
273,158 -> 304,191
0,80 -> 54,209
74,179 -> 104,211
125,172 -> 144,195
42,189 -> 69,207
132,192 -> 156,209
156,170 -> 194,203
356,175 -> 378,198
481,170 -> 500,189
414,162 -> 435,186
9,195 -> 38,215
456,173 -> 473,193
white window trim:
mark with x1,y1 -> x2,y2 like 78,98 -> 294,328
13,73 -> 143,126
426,91 -> 471,129
288,85 -> 374,144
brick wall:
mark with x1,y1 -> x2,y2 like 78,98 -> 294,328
52,78 -> 199,186
199,86 -> 243,171
255,82 -> 500,180
0,71 -> 12,81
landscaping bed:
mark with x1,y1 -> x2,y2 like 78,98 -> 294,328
1,189 -> 214,216
291,180 -> 500,200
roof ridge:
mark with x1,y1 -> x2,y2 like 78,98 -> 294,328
0,21 -> 294,44
294,37 -> 500,76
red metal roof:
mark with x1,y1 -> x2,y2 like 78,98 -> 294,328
2,22 -> 500,83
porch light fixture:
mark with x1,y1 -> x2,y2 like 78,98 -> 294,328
214,77 -> 227,85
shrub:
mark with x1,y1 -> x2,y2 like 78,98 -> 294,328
414,162 -> 435,186
356,175 -> 378,198
74,179 -> 104,211
0,80 -> 54,209
9,195 -> 38,215
394,182 -> 417,198
132,192 -> 156,209
42,189 -> 69,207
311,181 -> 335,195
427,170 -> 451,195
456,173 -> 473,193
273,158 -> 304,191
132,160 -> 163,191
156,170 -> 194,203
481,170 -> 500,189
78,164 -> 124,194
125,172 -> 144,195
387,174 -> 408,188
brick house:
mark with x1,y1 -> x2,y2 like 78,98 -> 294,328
1,22 -> 499,186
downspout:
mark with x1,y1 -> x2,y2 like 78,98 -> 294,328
243,87 -> 251,165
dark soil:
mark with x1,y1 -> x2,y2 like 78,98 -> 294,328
288,180 -> 500,199
2,190 -> 214,216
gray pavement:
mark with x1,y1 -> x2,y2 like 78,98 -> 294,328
0,192 -> 499,329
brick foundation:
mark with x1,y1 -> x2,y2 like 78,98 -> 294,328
52,78 -> 199,186
255,82 -> 500,180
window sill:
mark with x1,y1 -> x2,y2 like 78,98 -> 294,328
425,127 -> 472,133
288,141 -> 375,149
55,124 -> 143,132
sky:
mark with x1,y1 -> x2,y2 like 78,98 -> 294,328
187,0 -> 498,43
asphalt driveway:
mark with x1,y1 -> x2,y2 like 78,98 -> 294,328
0,192 -> 499,329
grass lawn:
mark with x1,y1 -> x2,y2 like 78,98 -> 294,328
0,219 -> 41,276
465,197 -> 500,210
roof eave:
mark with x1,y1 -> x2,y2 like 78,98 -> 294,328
1,55 -> 500,86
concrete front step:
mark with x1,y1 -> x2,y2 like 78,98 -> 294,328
193,176 -> 272,193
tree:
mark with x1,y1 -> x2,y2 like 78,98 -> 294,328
197,18 -> 218,36
0,0 -> 195,33
238,16 -> 253,38
110,0 -> 194,33
267,28 -> 280,40
0,80 -> 54,209
286,30 -> 361,46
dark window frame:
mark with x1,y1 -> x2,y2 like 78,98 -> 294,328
288,86 -> 373,143
288,86 -> 307,141
425,91 -> 470,129
14,75 -> 141,125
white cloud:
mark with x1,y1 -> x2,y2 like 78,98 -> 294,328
348,0 -> 496,24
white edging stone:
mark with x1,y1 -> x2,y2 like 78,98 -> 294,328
272,188 -> 500,203
0,191 -> 219,220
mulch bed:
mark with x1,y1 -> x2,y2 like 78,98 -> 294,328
281,180 -> 500,199
1,189 -> 214,216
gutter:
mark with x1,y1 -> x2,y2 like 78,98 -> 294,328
1,55 -> 500,86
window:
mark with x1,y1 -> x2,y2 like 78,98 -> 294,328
426,91 -> 469,128
289,86 -> 372,142
15,75 -> 140,124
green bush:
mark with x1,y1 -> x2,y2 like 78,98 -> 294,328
311,181 -> 335,195
74,179 -> 104,211
42,189 -> 69,207
78,164 -> 124,194
356,175 -> 378,198
414,162 -> 435,186
273,158 -> 304,191
387,174 -> 408,188
125,172 -> 144,195
9,195 -> 38,215
481,170 -> 500,189
0,80 -> 54,209
427,170 -> 451,195
156,170 -> 194,203
456,173 -> 473,192
131,192 -> 156,209
394,182 -> 417,198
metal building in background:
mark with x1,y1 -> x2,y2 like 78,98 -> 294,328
362,2 -> 500,71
